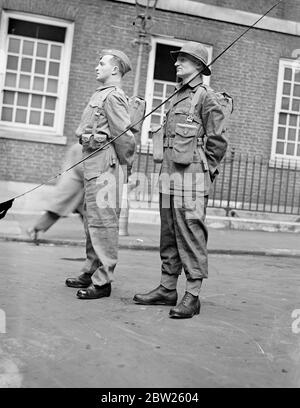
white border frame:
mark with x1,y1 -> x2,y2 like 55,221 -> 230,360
0,10 -> 74,144
141,36 -> 212,145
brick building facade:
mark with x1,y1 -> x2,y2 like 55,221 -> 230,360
0,0 -> 299,211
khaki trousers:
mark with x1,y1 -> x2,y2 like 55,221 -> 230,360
159,193 -> 208,296
80,157 -> 124,287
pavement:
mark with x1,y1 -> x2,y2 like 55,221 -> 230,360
0,241 -> 300,388
0,211 -> 300,258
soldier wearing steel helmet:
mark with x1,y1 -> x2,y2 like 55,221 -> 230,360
65,49 -> 135,300
134,41 -> 229,318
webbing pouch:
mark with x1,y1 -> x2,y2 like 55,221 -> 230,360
172,123 -> 198,165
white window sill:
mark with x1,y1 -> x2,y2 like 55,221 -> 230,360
269,156 -> 300,169
0,127 -> 67,145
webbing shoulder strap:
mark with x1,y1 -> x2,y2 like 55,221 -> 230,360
187,85 -> 209,171
187,85 -> 207,123
92,86 -> 116,135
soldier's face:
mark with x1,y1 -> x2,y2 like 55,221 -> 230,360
95,55 -> 115,83
175,54 -> 199,80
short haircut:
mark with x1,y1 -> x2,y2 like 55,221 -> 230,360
109,55 -> 126,77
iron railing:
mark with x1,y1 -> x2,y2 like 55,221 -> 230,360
130,145 -> 300,216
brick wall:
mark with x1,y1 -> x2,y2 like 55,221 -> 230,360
0,0 -> 299,191
0,0 -> 138,183
139,7 -> 299,159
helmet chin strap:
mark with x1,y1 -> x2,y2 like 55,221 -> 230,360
0,0 -> 285,216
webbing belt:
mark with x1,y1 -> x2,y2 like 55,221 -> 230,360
163,136 -> 204,148
80,134 -> 110,150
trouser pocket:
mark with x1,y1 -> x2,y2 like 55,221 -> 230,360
152,127 -> 164,163
83,145 -> 117,181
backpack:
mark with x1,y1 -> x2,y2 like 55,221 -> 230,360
127,95 -> 146,143
189,84 -> 233,131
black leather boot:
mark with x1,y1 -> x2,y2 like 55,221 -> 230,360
133,285 -> 177,306
65,273 -> 92,288
169,292 -> 200,318
77,283 -> 111,299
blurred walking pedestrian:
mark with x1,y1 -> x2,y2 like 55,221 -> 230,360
27,143 -> 84,241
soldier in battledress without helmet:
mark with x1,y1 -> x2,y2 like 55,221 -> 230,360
65,49 -> 135,300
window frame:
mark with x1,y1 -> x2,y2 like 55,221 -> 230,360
141,36 -> 212,146
0,10 -> 74,144
271,58 -> 300,166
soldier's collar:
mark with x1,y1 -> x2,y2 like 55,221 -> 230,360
176,75 -> 203,90
97,81 -> 122,91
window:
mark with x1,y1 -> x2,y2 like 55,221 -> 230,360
272,59 -> 300,163
150,43 -> 180,130
0,11 -> 74,143
142,38 -> 212,145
